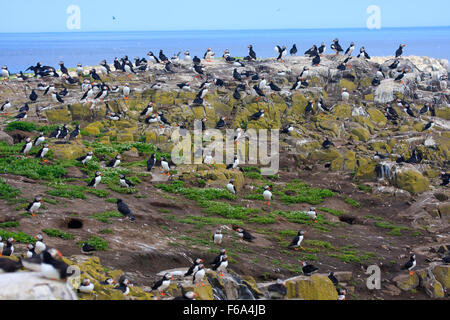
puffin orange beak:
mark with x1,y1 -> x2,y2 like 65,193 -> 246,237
57,250 -> 62,257
34,236 -> 38,239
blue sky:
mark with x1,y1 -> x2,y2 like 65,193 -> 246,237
0,0 -> 449,33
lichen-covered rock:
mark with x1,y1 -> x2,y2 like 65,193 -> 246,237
393,273 -> 420,291
355,158 -> 376,179
45,107 -> 72,123
0,131 -> 14,146
50,141 -> 89,160
432,265 -> 450,290
82,122 -> 104,136
367,107 -> 387,124
351,126 -> 370,142
285,274 -> 338,300
310,149 -> 342,162
339,79 -> 357,91
332,104 -> 352,118
394,169 -> 430,194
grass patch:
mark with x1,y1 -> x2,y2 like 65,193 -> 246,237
374,221 -> 410,236
0,178 -> 21,200
344,197 -> 360,208
0,229 -> 35,244
77,235 -> 108,251
46,183 -> 86,199
318,207 -> 344,216
0,156 -> 70,181
176,215 -> 242,228
0,221 -> 19,228
280,180 -> 335,205
100,229 -> 113,235
88,210 -> 123,224
42,228 -> 75,240
156,181 -> 236,201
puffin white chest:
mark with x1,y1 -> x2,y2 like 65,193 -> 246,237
263,190 -> 272,201
297,235 -> 304,246
79,283 -> 95,293
194,269 -> 205,282
36,137 -> 45,146
40,263 -> 60,280
161,161 -> 170,171
83,155 -> 92,164
112,160 -> 120,168
35,241 -> 46,254
23,143 -> 32,154
227,183 -> 235,194
30,202 -> 41,212
94,176 -> 101,187
214,233 -> 223,244
218,260 -> 228,272
41,148 -> 49,158
120,179 -> 129,187
159,279 -> 171,291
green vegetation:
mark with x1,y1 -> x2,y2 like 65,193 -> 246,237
0,178 -> 21,200
156,181 -> 236,201
100,229 -> 113,234
42,228 -> 75,240
46,183 -> 86,199
0,156 -> 70,180
0,221 -> 19,228
344,197 -> 361,208
374,221 -> 410,236
0,229 -> 35,244
176,215 -> 242,228
78,236 -> 108,251
88,210 -> 123,223
318,207 -> 344,216
272,210 -> 336,231
280,180 -> 335,205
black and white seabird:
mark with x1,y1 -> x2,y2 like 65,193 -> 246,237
288,231 -> 305,250
211,249 -> 226,266
226,179 -> 236,195
440,172 -> 449,186
331,39 -> 344,55
115,277 -> 131,295
212,255 -> 228,276
234,226 -> 255,242
21,138 -> 33,155
395,44 -> 406,58
185,258 -> 204,277
78,278 -> 95,293
249,109 -> 265,121
401,254 -> 416,274
87,171 -> 102,188
106,154 -> 121,168
2,238 -> 15,256
152,273 -> 173,295
193,264 -> 206,286
422,121 -> 434,132
328,272 -> 339,286
322,137 -> 334,149
345,42 -> 355,56
268,279 -> 287,299
119,174 -> 135,188
29,89 -> 38,102
35,144 -> 49,159
69,125 -> 80,140
81,243 -> 97,254
248,45 -> 257,60
15,111 -> 28,120
263,185 -> 272,206
357,47 -> 371,59
216,116 -> 226,129
76,151 -> 93,166
300,261 -> 319,276
305,45 -> 318,57
40,248 -> 69,280
0,257 -> 22,273
27,196 -> 42,217
117,198 -> 136,221
275,45 -> 287,61
147,153 -> 156,172
213,230 -> 223,245
226,155 -> 239,170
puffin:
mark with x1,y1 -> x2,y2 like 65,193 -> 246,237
115,277 -> 131,295
152,273 -> 173,295
212,255 -> 228,276
318,42 -> 326,55
87,171 -> 102,188
341,88 -> 350,101
234,226 -> 255,242
35,144 -> 49,159
372,76 -> 381,86
40,248 -> 69,280
227,179 -> 236,194
249,109 -> 265,121
281,124 -> 294,134
312,53 -> 321,66
268,279 -> 287,299
345,42 -> 355,56
419,104 -> 430,116
305,45 -> 318,57
442,255 -> 450,264
395,69 -> 407,83
305,100 -> 314,115
76,151 -> 93,166
147,153 -> 156,172
58,61 -> 69,76
58,125 -> 68,139
17,71 -> 29,81
317,98 -> 331,113
19,103 -> 29,113
51,91 -> 64,104
81,243 -> 97,254
34,234 -> 46,254
275,45 -> 287,61
213,230 -> 223,245
1,100 -> 11,113
331,39 -> 344,55
377,66 -> 386,79
119,174 -> 135,188
69,125 -> 80,140
211,249 -> 227,266
307,207 -> 318,222
78,278 -> 95,294
268,81 -> 281,92
29,89 -> 38,102
290,44 -> 297,55
300,261 -> 319,276
248,45 -> 257,60
76,63 -> 84,76
357,47 -> 371,59
2,238 -> 15,256
147,51 -> 160,64
288,231 -> 305,250
106,155 -> 121,168
100,278 -> 115,286
263,186 -> 272,206
440,172 -> 449,186
322,137 -> 334,149
26,244 -> 38,258
226,156 -> 239,170
117,198 -> 136,221
389,59 -> 400,70
174,290 -> 198,300
0,257 -> 22,273
233,68 -> 242,82
1,66 -> 10,79
328,272 -> 339,286
140,102 -> 155,117
21,138 -> 33,155
157,112 -> 170,126
89,69 -> 102,82
216,116 -> 226,129
159,157 -> 171,175
395,44 -> 406,58
185,258 -> 204,277
122,83 -> 131,99
401,254 -> 417,275
338,288 -> 347,300
192,55 -> 201,65
27,196 -> 42,217
15,111 -> 28,120
159,50 -> 169,63
193,264 -> 206,286
422,121 -> 434,132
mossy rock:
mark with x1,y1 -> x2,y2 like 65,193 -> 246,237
435,107 -> 450,120
360,78 -> 373,88
45,107 -> 72,123
331,157 -> 344,171
69,103 -> 91,120
144,130 -> 158,144
286,275 -> 338,300
432,265 -> 450,290
98,136 -> 111,145
51,141 -> 88,160
355,158 -> 376,180
116,133 -> 135,143
364,94 -> 374,101
370,142 -> 392,153
438,203 -> 450,218
332,104 -> 352,118
83,122 -> 104,136
394,169 -> 430,194
317,120 -> 339,136
343,150 -> 357,171
153,91 -> 176,105
367,108 -> 387,124
351,127 -> 370,142
339,79 -> 357,91
393,273 -> 419,291
310,149 -> 342,162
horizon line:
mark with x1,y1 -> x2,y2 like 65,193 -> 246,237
1,25 -> 449,35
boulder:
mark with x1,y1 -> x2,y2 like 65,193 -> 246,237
285,274 -> 338,300
50,141 -> 89,160
393,273 -> 420,291
0,131 -> 14,146
393,168 -> 430,194
432,265 -> 450,290
45,107 -> 72,123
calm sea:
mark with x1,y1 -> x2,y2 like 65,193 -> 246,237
0,27 -> 449,73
